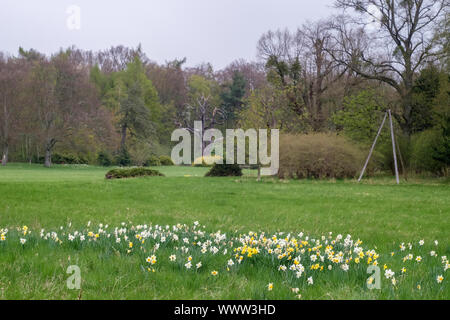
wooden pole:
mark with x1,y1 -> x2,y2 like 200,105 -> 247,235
395,134 -> 408,181
358,112 -> 388,182
388,109 -> 400,184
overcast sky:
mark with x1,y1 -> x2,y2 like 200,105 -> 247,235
0,0 -> 337,69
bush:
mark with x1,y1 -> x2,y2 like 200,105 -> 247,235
410,129 -> 448,175
115,148 -> 131,167
52,153 -> 88,165
278,133 -> 365,179
159,155 -> 174,166
205,164 -> 243,177
105,167 -> 165,179
144,156 -> 161,167
97,151 -> 112,167
32,155 -> 45,164
129,142 -> 153,166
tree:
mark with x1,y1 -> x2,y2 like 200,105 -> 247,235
28,58 -> 57,167
146,59 -> 186,147
146,58 -> 187,109
92,56 -> 159,156
333,89 -> 390,144
239,86 -> 304,132
116,57 -> 159,151
434,10 -> 450,73
330,0 -> 448,136
217,59 -> 267,94
257,29 -> 305,121
411,65 -> 442,133
178,75 -> 224,153
94,45 -> 147,74
220,71 -> 247,127
0,56 -> 27,165
26,49 -> 105,167
257,23 -> 347,131
431,72 -> 450,168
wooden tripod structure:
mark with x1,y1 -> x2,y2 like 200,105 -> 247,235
358,109 -> 400,184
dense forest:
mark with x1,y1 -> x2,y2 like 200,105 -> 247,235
0,0 -> 448,175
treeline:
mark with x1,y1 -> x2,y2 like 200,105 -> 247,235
0,0 -> 448,175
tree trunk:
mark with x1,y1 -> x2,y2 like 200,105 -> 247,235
44,138 -> 55,168
401,57 -> 414,137
120,124 -> 127,150
2,99 -> 8,166
44,148 -> 52,167
1,144 -> 7,166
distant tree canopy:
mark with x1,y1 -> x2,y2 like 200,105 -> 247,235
0,1 -> 448,174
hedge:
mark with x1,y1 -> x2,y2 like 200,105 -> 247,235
105,167 -> 165,179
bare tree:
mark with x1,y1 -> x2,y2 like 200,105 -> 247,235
27,51 -> 104,167
179,94 -> 224,154
257,23 -> 347,131
216,59 -> 267,94
94,45 -> 147,73
330,0 -> 448,135
0,55 -> 26,165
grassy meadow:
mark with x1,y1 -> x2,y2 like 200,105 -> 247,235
0,163 -> 449,299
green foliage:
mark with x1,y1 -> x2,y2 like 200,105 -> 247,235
333,90 -> 389,144
278,133 -> 366,179
118,59 -> 157,142
220,71 -> 247,126
128,141 -> 153,166
31,155 -> 45,164
431,73 -> 450,168
188,75 -> 220,103
411,66 -> 442,133
144,156 -> 161,167
265,55 -> 305,120
91,56 -> 160,154
97,151 -> 112,167
239,87 -> 305,132
409,70 -> 450,175
159,155 -> 174,166
205,163 -> 243,177
52,153 -> 88,165
115,147 -> 131,167
105,167 -> 164,179
410,128 -> 449,175
432,120 -> 450,168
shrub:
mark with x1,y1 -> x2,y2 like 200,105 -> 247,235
52,153 -> 88,165
115,148 -> 131,167
410,128 -> 448,175
144,156 -> 161,167
105,167 -> 165,179
278,133 -> 365,179
159,155 -> 174,166
97,151 -> 112,167
205,164 -> 243,177
32,155 -> 45,164
129,142 -> 153,166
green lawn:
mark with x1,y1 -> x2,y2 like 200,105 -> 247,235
0,163 -> 448,299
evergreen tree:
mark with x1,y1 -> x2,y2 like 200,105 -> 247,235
220,71 -> 247,127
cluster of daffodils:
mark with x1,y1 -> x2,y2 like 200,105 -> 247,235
233,232 -> 385,282
1,226 -> 29,244
0,222 -> 447,296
